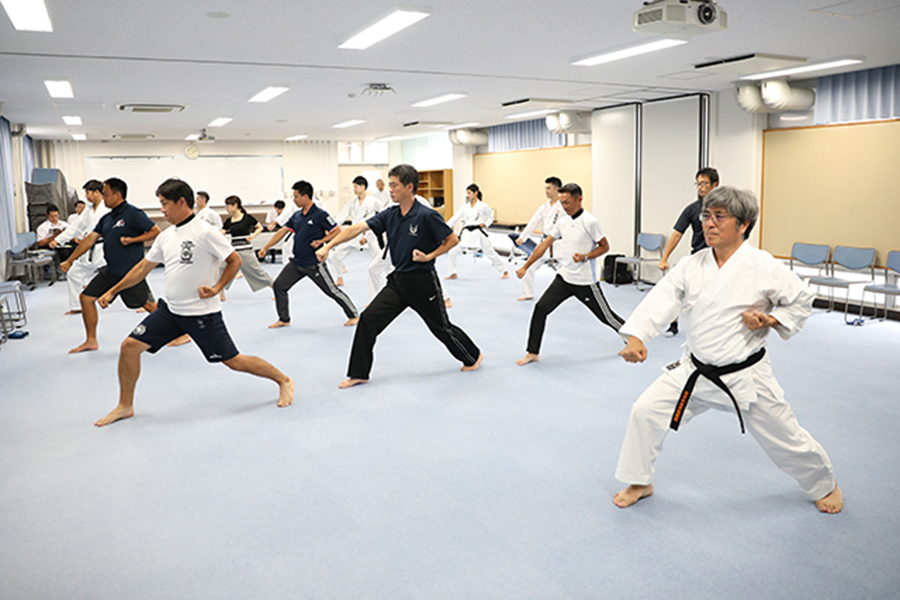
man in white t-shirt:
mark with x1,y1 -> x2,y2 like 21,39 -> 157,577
36,205 -> 69,246
515,182 -> 625,366
93,178 -> 294,427
195,191 -> 222,229
513,176 -> 565,301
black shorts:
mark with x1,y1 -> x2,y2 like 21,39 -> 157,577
82,268 -> 153,309
128,299 -> 239,363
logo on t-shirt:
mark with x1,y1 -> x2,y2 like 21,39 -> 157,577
132,324 -> 146,336
113,219 -> 126,228
180,240 -> 195,264
409,224 -> 419,237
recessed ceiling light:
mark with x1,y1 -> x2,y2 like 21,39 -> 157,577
249,86 -> 290,103
207,117 -> 233,127
62,116 -> 82,126
185,134 -> 200,141
339,9 -> 429,50
572,38 -> 687,67
285,134 -> 309,141
741,58 -> 863,80
444,122 -> 481,130
504,109 -> 555,120
44,80 -> 73,98
411,93 -> 467,108
332,119 -> 366,129
71,133 -> 86,141
1,0 -> 53,32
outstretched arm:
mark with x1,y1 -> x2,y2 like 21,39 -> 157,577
316,222 -> 370,261
97,259 -> 158,308
516,235 -> 555,278
257,226 -> 291,259
658,230 -> 682,271
60,231 -> 100,272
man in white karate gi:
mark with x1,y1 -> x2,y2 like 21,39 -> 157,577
331,176 -> 381,286
512,176 -> 565,301
613,186 -> 842,514
50,180 -> 108,314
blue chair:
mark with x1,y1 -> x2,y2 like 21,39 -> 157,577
614,233 -> 664,291
808,245 -> 876,324
859,250 -> 900,322
789,242 -> 830,280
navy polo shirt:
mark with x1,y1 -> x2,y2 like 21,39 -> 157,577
93,201 -> 157,277
367,201 -> 452,272
673,197 -> 707,254
286,204 -> 338,267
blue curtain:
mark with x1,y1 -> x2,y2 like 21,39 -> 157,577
487,118 -> 565,153
815,64 -> 900,125
0,117 -> 17,256
23,135 -> 35,184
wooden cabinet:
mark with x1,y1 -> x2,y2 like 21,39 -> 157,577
418,169 -> 453,221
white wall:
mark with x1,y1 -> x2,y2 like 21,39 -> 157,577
451,143 -> 475,215
591,105 -> 638,256
400,134 -> 453,171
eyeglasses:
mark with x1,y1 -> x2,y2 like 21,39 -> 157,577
700,211 -> 732,224
694,181 -> 712,188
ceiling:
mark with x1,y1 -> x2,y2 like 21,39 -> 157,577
1,0 -> 899,142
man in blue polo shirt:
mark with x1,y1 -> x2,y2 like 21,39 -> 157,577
317,163 -> 482,388
257,180 -> 359,329
61,177 -> 160,353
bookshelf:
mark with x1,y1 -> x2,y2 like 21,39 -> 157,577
418,169 -> 453,221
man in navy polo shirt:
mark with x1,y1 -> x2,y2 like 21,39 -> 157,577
257,180 -> 359,329
61,177 -> 161,354
317,163 -> 482,388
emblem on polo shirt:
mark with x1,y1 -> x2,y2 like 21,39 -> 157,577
409,224 -> 419,236
113,219 -> 126,228
132,324 -> 146,336
180,240 -> 194,263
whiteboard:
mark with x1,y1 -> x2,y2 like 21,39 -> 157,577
84,155 -> 285,209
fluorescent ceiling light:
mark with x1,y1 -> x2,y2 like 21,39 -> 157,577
62,116 -> 82,126
1,0 -> 53,32
741,58 -> 863,80
412,93 -> 466,108
185,134 -> 200,141
505,109 -> 554,120
284,134 -> 309,141
71,133 -> 86,141
339,9 -> 429,50
249,86 -> 290,103
332,119 -> 366,129
376,135 -> 404,141
44,80 -> 73,98
207,117 -> 233,127
444,122 -> 481,130
572,38 -> 687,67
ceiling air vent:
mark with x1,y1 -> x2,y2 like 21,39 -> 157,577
111,133 -> 158,140
116,103 -> 186,114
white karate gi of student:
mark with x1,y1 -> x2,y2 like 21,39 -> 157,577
514,180 -> 566,300
330,180 -> 381,285
613,186 -> 842,514
444,184 -> 508,280
50,186 -> 109,313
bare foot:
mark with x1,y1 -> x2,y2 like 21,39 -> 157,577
94,404 -> 134,427
461,351 -> 484,372
277,377 -> 295,407
339,378 -> 368,389
517,296 -> 533,302
344,318 -> 359,326
613,484 -> 654,508
445,273 -> 458,280
501,271 -> 509,279
64,309 -> 82,315
268,320 -> 290,329
69,340 -> 99,354
444,298 -> 453,308
517,353 -> 539,366
167,334 -> 191,347
815,484 -> 843,514
336,277 -> 344,286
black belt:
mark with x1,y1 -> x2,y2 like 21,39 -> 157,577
464,225 -> 488,237
670,348 -> 766,435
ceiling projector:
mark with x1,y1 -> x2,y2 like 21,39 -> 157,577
634,0 -> 726,37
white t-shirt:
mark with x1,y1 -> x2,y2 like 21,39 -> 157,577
36,218 -> 68,241
196,206 -> 223,229
548,209 -> 606,285
145,216 -> 235,316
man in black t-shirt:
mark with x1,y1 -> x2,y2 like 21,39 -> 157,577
657,167 -> 719,337
317,164 -> 482,388
61,177 -> 161,353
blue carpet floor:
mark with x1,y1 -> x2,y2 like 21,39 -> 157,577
1,250 -> 899,599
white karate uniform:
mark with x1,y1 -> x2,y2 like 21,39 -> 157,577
54,202 -> 108,310
519,200 -> 565,298
615,242 -> 835,501
330,195 -> 381,276
445,200 -> 506,276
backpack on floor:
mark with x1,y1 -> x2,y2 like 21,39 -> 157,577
602,254 -> 633,284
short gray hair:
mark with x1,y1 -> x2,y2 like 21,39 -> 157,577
703,186 -> 758,237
